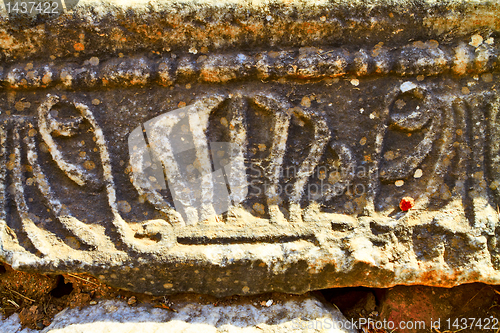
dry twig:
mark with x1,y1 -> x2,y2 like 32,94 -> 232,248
7,288 -> 35,302
66,273 -> 99,287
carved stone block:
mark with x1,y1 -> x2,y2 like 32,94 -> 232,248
0,0 -> 499,296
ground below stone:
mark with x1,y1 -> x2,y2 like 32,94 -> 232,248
1,262 -> 500,332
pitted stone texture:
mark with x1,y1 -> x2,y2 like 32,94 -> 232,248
0,0 -> 498,62
0,0 -> 499,296
0,294 -> 355,333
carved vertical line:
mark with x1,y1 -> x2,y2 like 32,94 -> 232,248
422,103 -> 454,204
0,125 -> 6,222
365,88 -> 398,214
0,123 -> 12,253
485,92 -> 500,267
467,95 -> 498,232
252,95 -> 290,223
75,102 -> 118,215
486,93 -> 500,201
12,126 -> 51,256
190,96 -> 226,222
155,115 -> 198,224
453,99 -> 474,225
226,96 -> 248,206
189,109 -> 217,221
327,143 -> 356,201
25,127 -> 63,216
128,127 -> 183,225
409,115 -> 442,210
147,111 -> 200,225
288,110 -> 331,222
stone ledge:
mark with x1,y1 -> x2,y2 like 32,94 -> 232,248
0,0 -> 498,61
1,41 -> 498,90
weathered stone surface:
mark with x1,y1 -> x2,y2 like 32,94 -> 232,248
0,0 -> 499,296
1,293 -> 355,333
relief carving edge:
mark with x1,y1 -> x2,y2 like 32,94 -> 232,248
1,84 -> 498,247
0,40 -> 499,294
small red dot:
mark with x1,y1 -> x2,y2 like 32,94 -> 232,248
399,196 -> 415,211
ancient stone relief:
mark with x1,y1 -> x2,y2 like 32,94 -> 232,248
0,34 -> 498,294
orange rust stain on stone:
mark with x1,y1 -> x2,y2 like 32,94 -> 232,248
303,22 -> 321,34
200,69 -> 221,83
418,270 -> 441,284
42,73 -> 52,85
130,78 -> 144,85
418,269 -> 461,287
73,43 -> 85,51
83,161 -> 96,171
0,30 -> 18,49
245,23 -> 263,33
426,12 -> 500,33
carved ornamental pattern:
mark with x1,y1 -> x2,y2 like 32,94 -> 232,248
0,35 -> 499,294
